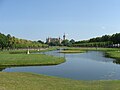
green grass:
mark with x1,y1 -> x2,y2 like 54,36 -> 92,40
0,72 -> 120,90
66,47 -> 118,51
60,50 -> 85,53
0,47 -> 65,67
105,50 -> 120,60
0,47 -> 120,90
64,47 -> 120,56
59,47 -> 118,54
0,54 -> 65,67
8,47 -> 57,54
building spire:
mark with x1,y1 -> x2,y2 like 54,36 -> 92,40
63,33 -> 66,40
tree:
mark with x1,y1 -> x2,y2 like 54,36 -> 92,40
73,33 -> 120,48
62,39 -> 69,46
37,40 -> 44,44
111,33 -> 120,44
0,32 -> 47,49
70,39 -> 75,44
0,33 -> 8,49
48,41 -> 60,46
101,35 -> 110,42
7,34 -> 12,49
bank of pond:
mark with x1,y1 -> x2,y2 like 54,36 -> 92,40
1,72 -> 120,90
0,48 -> 120,90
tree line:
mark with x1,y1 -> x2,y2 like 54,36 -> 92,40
0,33 -> 48,50
48,33 -> 120,47
74,33 -> 120,47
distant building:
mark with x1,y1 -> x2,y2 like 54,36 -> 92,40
46,34 -> 66,44
63,33 -> 66,40
46,37 -> 62,44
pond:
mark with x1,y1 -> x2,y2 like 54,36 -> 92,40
2,50 -> 120,80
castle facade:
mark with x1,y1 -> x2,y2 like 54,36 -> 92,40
46,34 -> 66,44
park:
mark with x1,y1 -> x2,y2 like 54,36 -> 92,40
1,0 -> 120,89
0,32 -> 120,90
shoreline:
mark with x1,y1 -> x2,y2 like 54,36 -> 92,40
0,47 -> 120,90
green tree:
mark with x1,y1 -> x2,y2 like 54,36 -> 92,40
37,40 -> 44,44
70,39 -> 75,44
0,33 -> 8,49
62,39 -> 69,46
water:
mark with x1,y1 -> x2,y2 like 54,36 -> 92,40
2,50 -> 120,80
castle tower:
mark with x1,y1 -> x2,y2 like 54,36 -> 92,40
63,33 -> 66,40
59,36 -> 62,44
46,37 -> 51,43
48,37 -> 51,43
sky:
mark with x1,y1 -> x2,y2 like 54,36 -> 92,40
0,0 -> 120,41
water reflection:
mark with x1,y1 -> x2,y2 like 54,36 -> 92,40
113,59 -> 120,64
0,67 -> 6,71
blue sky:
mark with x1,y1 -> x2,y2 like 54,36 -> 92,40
0,0 -> 120,41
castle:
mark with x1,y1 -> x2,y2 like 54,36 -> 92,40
46,34 -> 66,44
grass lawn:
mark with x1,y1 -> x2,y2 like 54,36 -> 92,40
105,51 -> 120,60
59,50 -> 85,53
0,47 -> 65,68
0,72 -> 120,90
60,47 -> 118,54
7,47 -> 57,54
0,47 -> 120,90
0,54 -> 65,67
66,47 -> 119,51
